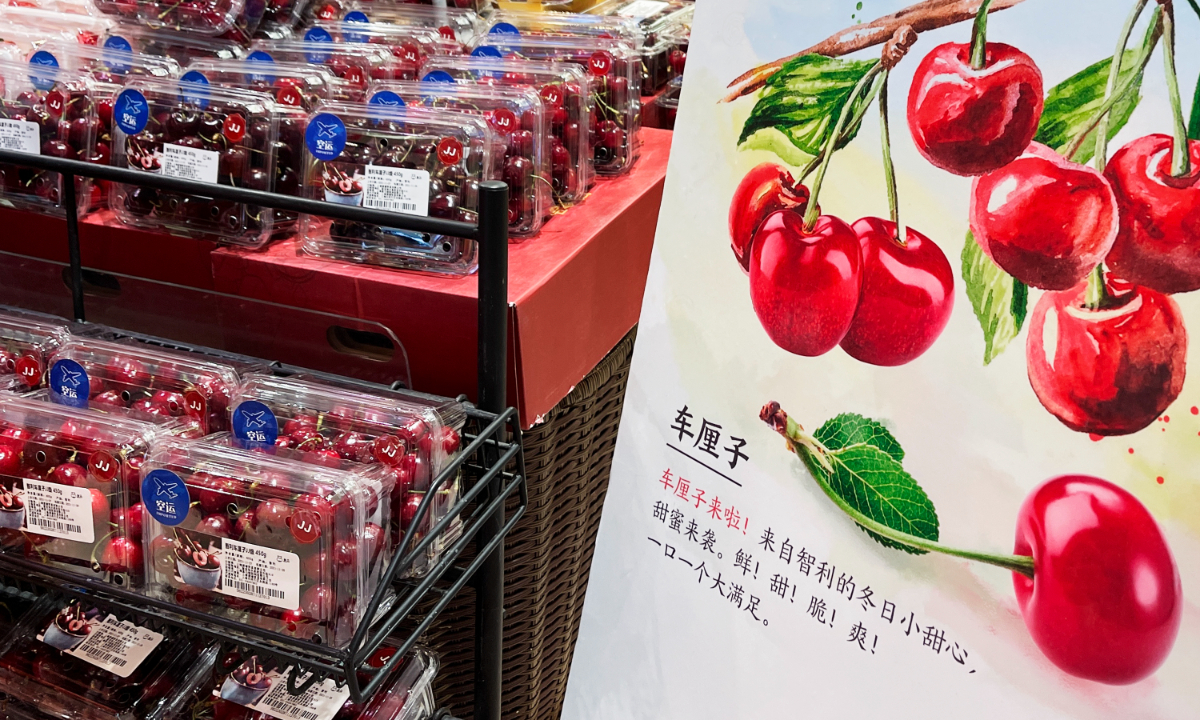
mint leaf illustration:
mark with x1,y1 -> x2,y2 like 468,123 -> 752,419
815,412 -> 904,463
962,231 -> 1028,365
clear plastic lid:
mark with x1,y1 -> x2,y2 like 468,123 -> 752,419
256,0 -> 306,40
313,1 -> 482,47
0,56 -> 99,215
46,336 -> 245,434
371,78 -> 551,236
470,34 -> 641,174
141,435 -> 395,649
487,9 -> 644,45
303,21 -> 448,80
247,39 -> 396,101
0,586 -> 41,638
587,0 -> 694,33
0,309 -> 72,390
0,394 -> 165,586
421,54 -> 596,201
90,0 -> 253,39
8,0 -> 97,15
169,643 -> 437,720
99,27 -> 248,64
298,101 -> 496,275
652,72 -> 680,129
34,39 -> 181,84
0,6 -> 114,48
108,76 -> 279,248
0,598 -> 218,720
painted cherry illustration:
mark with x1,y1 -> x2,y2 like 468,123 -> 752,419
906,5 -> 1044,177
970,142 -> 1119,290
1026,277 -> 1186,435
1014,475 -> 1181,684
729,163 -> 811,272
1104,134 -> 1200,293
748,208 -> 862,357
839,218 -> 955,366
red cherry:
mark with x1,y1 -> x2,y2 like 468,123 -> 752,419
333,540 -> 357,568
0,444 -> 20,476
99,536 -> 144,574
1014,475 -> 1181,684
728,163 -> 811,272
106,356 -> 147,386
151,390 -> 186,415
970,142 -> 1118,290
439,426 -> 461,455
198,475 -> 242,515
256,498 -> 292,534
1026,278 -> 1186,436
91,390 -> 126,408
907,42 -> 1044,176
1103,134 -> 1200,293
89,488 -> 110,518
300,584 -> 334,621
400,493 -> 423,531
112,502 -> 144,539
839,218 -> 955,366
748,209 -> 862,356
197,514 -> 234,538
302,549 -> 330,581
295,493 -> 333,522
282,414 -> 317,437
49,463 -> 88,487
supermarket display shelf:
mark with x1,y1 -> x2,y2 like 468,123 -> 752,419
0,148 -> 524,719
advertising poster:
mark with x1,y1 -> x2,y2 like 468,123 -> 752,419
562,0 -> 1200,717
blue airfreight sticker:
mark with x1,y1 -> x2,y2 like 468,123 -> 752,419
114,89 -> 149,135
421,70 -> 455,83
232,401 -> 280,445
48,359 -> 89,408
489,22 -> 520,35
28,50 -> 58,92
305,113 -> 347,161
245,50 -> 276,84
180,70 -> 210,109
369,90 -> 406,109
143,470 -> 190,527
471,46 -> 503,58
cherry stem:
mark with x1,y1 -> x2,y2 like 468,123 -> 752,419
803,63 -> 885,231
1161,3 -> 1192,177
1084,264 -> 1113,310
1095,0 -> 1153,171
969,0 -> 993,70
763,404 -> 1036,579
798,74 -> 887,183
1065,8 -> 1163,161
878,73 -> 905,243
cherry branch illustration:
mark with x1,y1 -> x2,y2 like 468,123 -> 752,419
722,0 -> 1029,103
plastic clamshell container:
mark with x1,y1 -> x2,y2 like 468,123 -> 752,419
0,7 -> 114,49
230,372 -> 465,577
0,394 -> 163,586
652,73 -> 680,129
247,39 -> 395,101
183,58 -> 337,229
0,56 -> 98,215
7,0 -> 96,14
298,101 -> 496,275
421,54 -> 595,201
46,336 -> 245,434
108,77 -> 278,247
256,0 -> 306,40
99,27 -> 248,64
0,310 -> 72,391
587,0 -> 695,31
319,1 -> 483,47
140,435 -> 395,649
91,0 -> 257,39
470,34 -> 641,174
0,588 -> 41,638
0,599 -> 219,720
303,21 -> 447,79
370,79 -> 551,236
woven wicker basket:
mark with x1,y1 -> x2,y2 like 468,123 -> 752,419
422,327 -> 637,720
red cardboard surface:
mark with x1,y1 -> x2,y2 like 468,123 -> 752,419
213,127 -> 672,427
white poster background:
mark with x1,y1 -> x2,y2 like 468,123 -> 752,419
562,1 -> 1200,718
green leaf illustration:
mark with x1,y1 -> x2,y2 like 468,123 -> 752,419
807,444 -> 940,555
738,54 -> 878,156
1036,50 -> 1145,163
962,231 -> 1028,364
1189,69 -> 1199,141
814,413 -> 904,463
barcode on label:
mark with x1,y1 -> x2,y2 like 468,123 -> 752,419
81,646 -> 129,668
230,581 -> 286,600
34,519 -> 81,534
262,696 -> 319,720
376,200 -> 419,213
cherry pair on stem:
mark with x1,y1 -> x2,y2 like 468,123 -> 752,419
761,402 -> 1182,686
732,59 -> 954,367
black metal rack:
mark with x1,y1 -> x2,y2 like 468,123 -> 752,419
0,148 -> 523,719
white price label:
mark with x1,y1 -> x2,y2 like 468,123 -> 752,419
616,0 -> 670,18
0,119 -> 41,155
161,143 -> 220,184
65,615 -> 163,678
23,478 -> 94,542
363,166 -> 430,216
220,538 -> 301,611
251,671 -> 351,720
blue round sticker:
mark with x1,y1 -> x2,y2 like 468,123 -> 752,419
245,50 -> 276,84
471,46 -> 503,58
303,27 -> 334,62
306,112 -> 347,161
142,469 -> 190,527
104,35 -> 132,52
102,35 -> 134,75
180,70 -> 210,109
341,13 -> 368,43
48,359 -> 89,409
232,400 -> 280,446
114,88 -> 149,135
489,22 -> 521,35
28,50 -> 58,92
369,90 -> 406,108
421,70 -> 455,83
343,10 -> 368,22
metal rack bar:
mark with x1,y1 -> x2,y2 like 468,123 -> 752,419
0,149 -> 519,716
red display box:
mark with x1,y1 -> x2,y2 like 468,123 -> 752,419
213,128 -> 671,427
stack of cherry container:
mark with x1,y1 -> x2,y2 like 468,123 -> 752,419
0,306 -> 462,720
0,0 -> 690,275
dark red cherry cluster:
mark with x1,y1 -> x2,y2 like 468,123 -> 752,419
0,85 -> 98,209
